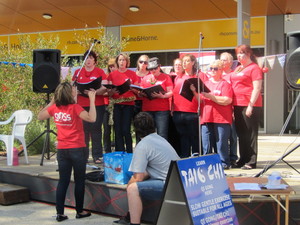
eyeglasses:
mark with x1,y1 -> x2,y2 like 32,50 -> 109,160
139,60 -> 148,65
148,67 -> 158,71
108,65 -> 115,68
210,67 -> 219,71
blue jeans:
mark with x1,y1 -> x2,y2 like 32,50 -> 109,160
201,123 -> 231,167
136,179 -> 165,200
229,122 -> 238,162
83,105 -> 105,160
173,112 -> 199,158
56,148 -> 86,215
145,111 -> 169,140
113,104 -> 134,153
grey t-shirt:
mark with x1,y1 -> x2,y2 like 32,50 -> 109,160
129,133 -> 180,181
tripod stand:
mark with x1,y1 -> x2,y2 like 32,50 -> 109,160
254,143 -> 300,177
254,92 -> 300,177
26,93 -> 57,166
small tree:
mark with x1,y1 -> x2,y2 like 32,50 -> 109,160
0,27 -> 126,155
74,25 -> 127,69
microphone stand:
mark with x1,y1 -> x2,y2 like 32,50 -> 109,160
196,33 -> 204,155
73,38 -> 100,102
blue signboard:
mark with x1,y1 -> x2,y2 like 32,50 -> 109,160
176,154 -> 239,225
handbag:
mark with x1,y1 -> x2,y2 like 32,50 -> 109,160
103,152 -> 133,184
85,170 -> 105,182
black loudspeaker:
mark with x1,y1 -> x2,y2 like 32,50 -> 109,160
33,49 -> 61,93
285,31 -> 300,90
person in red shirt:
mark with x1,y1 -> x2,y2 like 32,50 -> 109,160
168,58 -> 184,154
139,57 -> 173,140
192,60 -> 233,169
72,50 -> 107,164
134,55 -> 150,143
220,52 -> 238,167
38,82 -> 95,222
172,54 -> 200,157
230,45 -> 263,170
107,53 -> 139,153
102,58 -> 117,153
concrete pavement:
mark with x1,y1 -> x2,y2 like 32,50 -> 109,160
0,201 -> 118,225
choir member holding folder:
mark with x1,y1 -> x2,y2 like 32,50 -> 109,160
138,57 -> 173,140
72,50 -> 107,164
191,59 -> 233,169
106,53 -> 139,153
172,54 -> 200,158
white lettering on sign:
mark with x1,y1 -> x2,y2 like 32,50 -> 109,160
180,163 -> 225,188
180,167 -> 206,187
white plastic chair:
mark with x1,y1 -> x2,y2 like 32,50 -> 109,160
0,110 -> 33,166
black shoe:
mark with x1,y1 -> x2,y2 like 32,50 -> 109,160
76,211 -> 91,219
231,161 -> 244,168
56,214 -> 68,222
113,217 -> 130,225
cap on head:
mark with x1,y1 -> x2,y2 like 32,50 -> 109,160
147,57 -> 160,70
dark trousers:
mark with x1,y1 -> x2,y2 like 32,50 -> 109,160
173,112 -> 200,158
56,148 -> 86,215
168,114 -> 181,155
134,100 -> 143,144
83,105 -> 105,160
234,106 -> 261,167
113,104 -> 134,153
146,111 -> 170,140
103,105 -> 112,153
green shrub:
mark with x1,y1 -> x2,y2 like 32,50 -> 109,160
0,27 -> 126,155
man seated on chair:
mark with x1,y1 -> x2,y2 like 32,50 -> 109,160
114,112 -> 180,225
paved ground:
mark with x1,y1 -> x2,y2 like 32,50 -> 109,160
1,135 -> 300,224
0,201 -> 118,225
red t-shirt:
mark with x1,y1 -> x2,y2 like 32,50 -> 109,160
200,79 -> 233,124
140,73 -> 173,111
222,71 -> 233,83
103,73 -> 109,105
173,74 -> 198,113
135,71 -> 151,101
107,69 -> 138,105
72,67 -> 106,107
47,104 -> 85,149
199,71 -> 211,83
230,63 -> 263,107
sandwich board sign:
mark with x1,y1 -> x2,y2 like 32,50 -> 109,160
156,154 -> 239,225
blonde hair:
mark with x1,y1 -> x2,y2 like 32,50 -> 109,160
54,82 -> 75,107
107,57 -> 116,73
210,59 -> 224,69
136,54 -> 149,71
220,52 -> 233,63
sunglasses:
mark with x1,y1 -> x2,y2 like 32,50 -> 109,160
148,67 -> 158,71
139,60 -> 148,65
210,67 -> 219,71
108,65 -> 115,68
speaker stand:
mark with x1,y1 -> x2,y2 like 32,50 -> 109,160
25,94 -> 57,166
254,92 -> 300,177
254,143 -> 300,177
